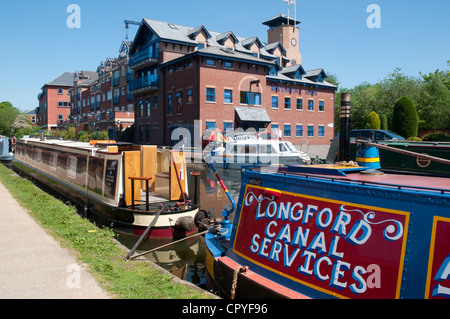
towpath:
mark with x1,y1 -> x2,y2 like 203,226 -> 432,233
0,181 -> 110,299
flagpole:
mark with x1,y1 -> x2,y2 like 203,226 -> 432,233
294,0 -> 297,31
287,0 -> 290,27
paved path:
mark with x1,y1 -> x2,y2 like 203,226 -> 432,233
0,181 -> 110,299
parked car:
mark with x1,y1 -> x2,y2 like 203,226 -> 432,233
350,129 -> 405,142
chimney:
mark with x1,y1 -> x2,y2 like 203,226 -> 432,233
338,93 -> 351,162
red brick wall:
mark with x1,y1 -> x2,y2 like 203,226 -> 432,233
134,56 -> 336,146
44,85 -> 72,130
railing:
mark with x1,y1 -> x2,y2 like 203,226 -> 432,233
129,44 -> 159,67
128,74 -> 159,92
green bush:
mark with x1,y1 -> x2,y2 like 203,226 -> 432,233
392,96 -> 418,139
422,132 -> 450,142
367,111 -> 381,129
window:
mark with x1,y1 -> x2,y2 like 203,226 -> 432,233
308,125 -> 314,137
206,88 -> 215,102
308,100 -> 314,111
269,67 -> 278,76
139,99 -> 144,117
146,98 -> 151,117
240,91 -> 261,105
284,97 -> 291,109
198,43 -> 205,50
57,114 -> 64,121
66,156 -> 77,179
206,121 -> 216,130
57,88 -> 64,95
224,61 -> 233,68
271,96 -> 279,109
296,98 -> 303,111
294,71 -> 302,80
224,89 -> 233,104
187,89 -> 193,103
271,124 -> 279,133
113,70 -> 120,86
58,102 -> 70,108
176,91 -> 182,113
319,101 -> 325,112
317,75 -> 323,83
168,93 -> 173,115
153,96 -> 158,109
206,58 -> 215,66
284,124 -> 291,137
318,126 -> 325,137
224,122 -> 233,132
296,125 -> 303,137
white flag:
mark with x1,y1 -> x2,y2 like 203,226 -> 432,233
291,0 -> 296,4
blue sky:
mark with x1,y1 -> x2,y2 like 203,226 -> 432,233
0,0 -> 448,111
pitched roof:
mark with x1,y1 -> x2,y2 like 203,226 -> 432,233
262,14 -> 301,27
45,72 -> 74,87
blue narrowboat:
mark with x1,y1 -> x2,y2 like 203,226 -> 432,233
204,94 -> 450,299
0,137 -> 14,162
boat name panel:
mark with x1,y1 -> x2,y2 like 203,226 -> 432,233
425,216 -> 450,299
233,185 -> 410,299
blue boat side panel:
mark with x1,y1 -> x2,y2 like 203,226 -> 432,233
226,168 -> 450,299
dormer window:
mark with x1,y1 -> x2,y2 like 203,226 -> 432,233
317,76 -> 323,83
269,67 -> 278,76
294,71 -> 302,80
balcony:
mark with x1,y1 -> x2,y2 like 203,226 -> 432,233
129,44 -> 159,70
128,74 -> 159,94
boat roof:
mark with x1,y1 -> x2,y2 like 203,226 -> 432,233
249,164 -> 450,193
19,137 -> 118,153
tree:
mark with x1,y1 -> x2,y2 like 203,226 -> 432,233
367,111 -> 381,129
380,114 -> 388,130
417,63 -> 450,130
392,96 -> 419,139
0,102 -> 20,136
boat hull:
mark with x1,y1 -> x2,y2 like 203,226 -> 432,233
205,165 -> 450,299
209,154 -> 308,169
12,150 -> 198,239
350,141 -> 450,177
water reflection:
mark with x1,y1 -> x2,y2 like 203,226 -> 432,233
116,163 -> 242,290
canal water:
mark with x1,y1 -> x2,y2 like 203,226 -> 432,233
116,163 -> 243,291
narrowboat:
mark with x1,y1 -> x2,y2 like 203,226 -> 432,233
204,94 -> 450,299
12,137 -> 200,239
350,141 -> 450,177
0,137 -> 14,162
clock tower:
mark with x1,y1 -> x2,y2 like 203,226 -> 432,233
263,14 -> 302,66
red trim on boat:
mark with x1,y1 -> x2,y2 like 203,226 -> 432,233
218,256 -> 311,299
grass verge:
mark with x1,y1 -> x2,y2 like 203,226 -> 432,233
0,164 -> 213,299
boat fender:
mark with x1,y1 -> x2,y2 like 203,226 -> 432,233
175,216 -> 196,232
194,210 -> 213,232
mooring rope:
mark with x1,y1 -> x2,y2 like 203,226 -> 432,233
230,266 -> 246,299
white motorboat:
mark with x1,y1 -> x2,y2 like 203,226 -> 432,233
207,134 -> 310,169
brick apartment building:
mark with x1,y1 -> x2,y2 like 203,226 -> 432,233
67,42 -> 135,138
36,42 -> 135,138
36,72 -> 74,130
128,14 -> 337,146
